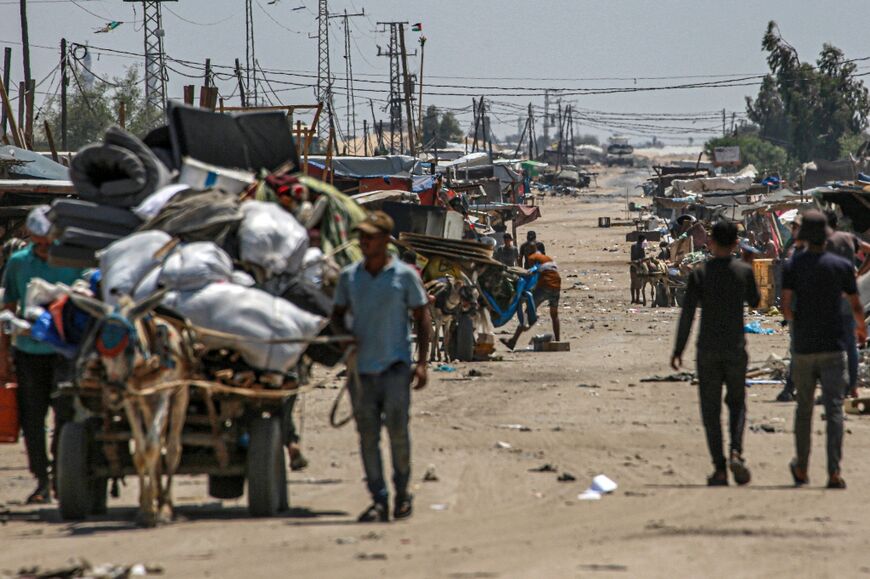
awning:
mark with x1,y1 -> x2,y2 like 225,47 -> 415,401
515,204 -> 541,227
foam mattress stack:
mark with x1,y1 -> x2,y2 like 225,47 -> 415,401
48,126 -> 170,268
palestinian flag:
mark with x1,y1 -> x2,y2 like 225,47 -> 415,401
411,22 -> 422,32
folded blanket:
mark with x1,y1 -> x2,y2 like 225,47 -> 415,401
70,126 -> 170,208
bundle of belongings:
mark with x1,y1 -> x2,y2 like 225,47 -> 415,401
21,106 -> 368,384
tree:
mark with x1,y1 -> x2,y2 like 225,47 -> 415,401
421,105 -> 463,149
750,21 -> 870,162
43,65 -> 161,151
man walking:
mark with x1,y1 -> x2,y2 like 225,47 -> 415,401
495,233 -> 519,267
520,231 -> 544,268
333,211 -> 431,522
0,207 -> 84,503
671,221 -> 760,486
782,210 -> 867,489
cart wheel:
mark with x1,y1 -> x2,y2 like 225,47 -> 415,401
208,475 -> 245,500
452,313 -> 475,362
57,422 -> 92,520
247,416 -> 286,517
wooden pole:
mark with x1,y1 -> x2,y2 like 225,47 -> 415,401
398,23 -> 415,155
234,58 -> 247,108
363,119 -> 369,156
44,119 -> 58,162
17,81 -> 25,140
417,36 -> 426,150
0,78 -> 23,148
19,0 -> 31,88
118,101 -> 126,129
60,38 -> 67,152
1,47 -> 10,139
24,78 -> 34,149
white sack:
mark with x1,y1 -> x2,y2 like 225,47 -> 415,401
164,282 -> 326,373
238,201 -> 308,279
99,230 -> 172,304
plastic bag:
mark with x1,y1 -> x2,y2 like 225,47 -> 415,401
99,230 -> 172,304
238,201 -> 308,279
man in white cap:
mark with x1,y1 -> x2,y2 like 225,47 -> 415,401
0,206 -> 84,504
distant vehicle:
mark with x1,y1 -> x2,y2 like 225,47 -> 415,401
606,136 -> 635,167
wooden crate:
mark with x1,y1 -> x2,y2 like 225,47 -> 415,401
753,258 -> 774,288
542,341 -> 571,352
758,286 -> 776,311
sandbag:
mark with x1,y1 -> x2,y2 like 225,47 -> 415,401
164,283 -> 326,373
132,242 -> 248,299
70,126 -> 170,207
99,230 -> 172,304
238,201 -> 308,279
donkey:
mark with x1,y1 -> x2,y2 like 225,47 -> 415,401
72,289 -> 194,527
425,274 -> 479,362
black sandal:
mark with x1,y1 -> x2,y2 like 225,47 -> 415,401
707,470 -> 728,486
393,495 -> 413,520
357,502 -> 388,523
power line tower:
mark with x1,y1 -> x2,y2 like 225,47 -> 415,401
245,0 -> 257,107
125,0 -> 173,111
315,0 -> 331,142
377,21 -> 415,155
329,9 -> 364,154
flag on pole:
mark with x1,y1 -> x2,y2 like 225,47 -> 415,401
95,21 -> 123,34
411,22 -> 422,32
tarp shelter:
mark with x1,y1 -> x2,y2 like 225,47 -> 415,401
0,146 -> 69,180
818,185 -> 870,233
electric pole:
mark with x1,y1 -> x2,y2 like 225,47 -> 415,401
245,0 -> 257,107
315,0 -> 331,142
124,0 -> 172,112
377,21 -> 415,155
60,39 -> 67,151
543,89 -> 550,145
329,8 -> 364,154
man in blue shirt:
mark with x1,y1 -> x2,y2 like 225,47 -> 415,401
0,206 -> 84,504
333,211 -> 431,523
782,210 -> 867,489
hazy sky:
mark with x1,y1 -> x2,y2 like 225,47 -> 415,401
1,0 -> 868,144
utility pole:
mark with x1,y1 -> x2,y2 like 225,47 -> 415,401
417,35 -> 426,151
19,0 -> 31,88
397,23 -> 416,155
722,108 -> 726,137
363,119 -> 369,156
528,102 -> 536,160
234,58 -> 247,107
205,58 -> 212,87
329,8 -> 364,154
124,0 -> 172,112
1,47 -> 11,140
543,89 -> 550,145
244,0 -> 257,107
377,21 -> 415,154
315,0 -> 331,142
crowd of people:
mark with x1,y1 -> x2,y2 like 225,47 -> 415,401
672,210 -> 868,489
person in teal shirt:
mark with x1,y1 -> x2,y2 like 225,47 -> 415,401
0,206 -> 84,504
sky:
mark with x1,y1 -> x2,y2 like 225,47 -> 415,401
1,0 -> 869,145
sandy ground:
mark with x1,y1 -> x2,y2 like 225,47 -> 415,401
1,167 -> 869,578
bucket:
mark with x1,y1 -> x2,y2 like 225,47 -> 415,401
598,217 -> 611,228
0,383 -> 18,443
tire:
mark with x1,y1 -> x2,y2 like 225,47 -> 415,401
208,475 -> 245,500
246,416 -> 286,517
57,422 -> 92,520
453,313 -> 475,362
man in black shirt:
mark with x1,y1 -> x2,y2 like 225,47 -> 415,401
672,221 -> 760,486
630,235 -> 646,262
782,210 -> 867,489
495,233 -> 519,267
520,231 -> 544,269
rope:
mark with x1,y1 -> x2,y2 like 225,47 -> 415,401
192,325 -> 355,346
329,350 -> 359,428
127,378 -> 315,400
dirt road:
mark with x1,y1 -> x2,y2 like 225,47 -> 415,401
1,168 -> 868,578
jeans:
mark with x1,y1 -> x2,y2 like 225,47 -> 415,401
697,349 -> 748,471
350,362 -> 412,503
281,395 -> 299,446
792,351 -> 847,475
14,350 -> 74,481
841,299 -> 858,391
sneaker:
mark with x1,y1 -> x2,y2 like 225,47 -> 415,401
357,502 -> 389,523
707,470 -> 728,486
393,494 -> 413,520
729,452 -> 751,486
